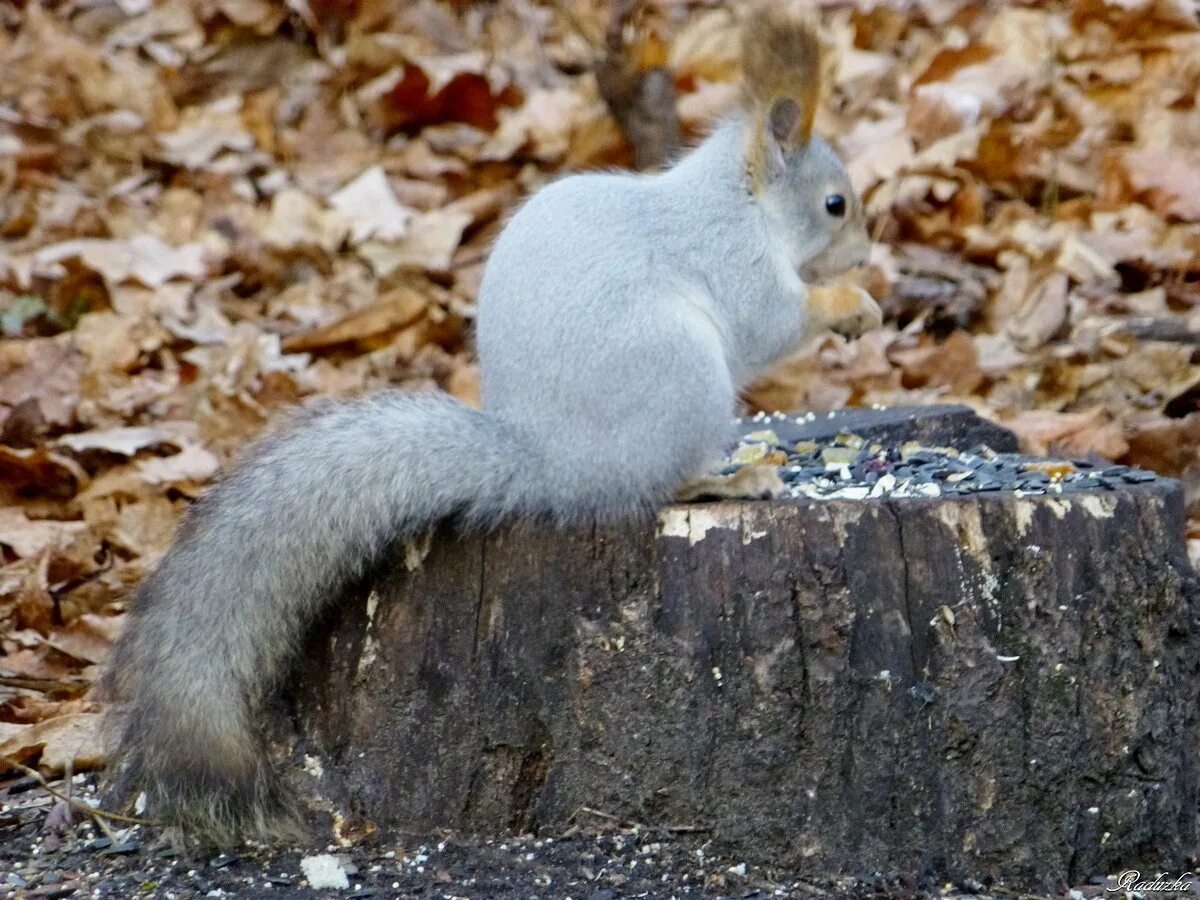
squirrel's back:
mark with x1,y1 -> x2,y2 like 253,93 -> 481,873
477,122 -> 799,511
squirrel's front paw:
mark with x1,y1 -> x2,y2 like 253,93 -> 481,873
809,283 -> 883,340
675,464 -> 786,502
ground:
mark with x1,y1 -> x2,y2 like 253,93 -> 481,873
0,775 -> 1161,900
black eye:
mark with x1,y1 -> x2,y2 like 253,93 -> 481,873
825,194 -> 846,218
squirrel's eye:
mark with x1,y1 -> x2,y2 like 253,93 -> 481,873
825,194 -> 847,218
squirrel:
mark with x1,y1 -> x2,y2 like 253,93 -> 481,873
101,0 -> 880,846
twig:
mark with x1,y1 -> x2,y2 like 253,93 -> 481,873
0,675 -> 89,694
0,754 -> 161,828
575,805 -> 619,821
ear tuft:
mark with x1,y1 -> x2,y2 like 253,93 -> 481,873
742,1 -> 823,192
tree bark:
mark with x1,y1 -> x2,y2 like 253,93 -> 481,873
294,483 -> 1198,890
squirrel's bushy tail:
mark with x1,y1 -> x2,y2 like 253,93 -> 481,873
103,391 -> 524,844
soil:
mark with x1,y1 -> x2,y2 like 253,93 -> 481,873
0,775 -> 1117,900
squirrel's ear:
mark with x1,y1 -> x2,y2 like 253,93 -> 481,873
741,1 -> 823,190
767,97 -> 804,147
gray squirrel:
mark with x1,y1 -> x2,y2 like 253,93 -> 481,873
102,0 -> 879,845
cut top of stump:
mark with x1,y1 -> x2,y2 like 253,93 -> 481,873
718,404 -> 1162,504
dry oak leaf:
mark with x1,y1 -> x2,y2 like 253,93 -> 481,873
0,339 -> 83,429
213,0 -> 286,31
1117,148 -> 1200,222
44,613 -> 123,666
1008,272 -> 1069,352
1003,408 -> 1130,460
0,509 -> 88,560
0,712 -> 105,774
261,190 -> 350,255
56,421 -> 199,457
481,87 -> 591,163
70,311 -> 150,374
103,0 -> 202,56
1,697 -> 98,730
358,208 -> 473,276
136,442 -> 221,486
1054,234 -> 1120,287
906,83 -> 983,147
359,54 -> 512,134
58,562 -> 143,622
0,645 -> 77,682
0,510 -> 100,591
24,236 -> 207,289
1084,209 -> 1195,272
0,554 -> 55,634
108,494 -> 184,559
841,115 -> 914,191
974,334 -> 1030,377
328,166 -> 414,245
1125,413 -> 1200,479
889,331 -> 983,396
0,446 -> 88,501
677,80 -> 741,131
154,97 -> 257,169
283,286 -> 429,353
668,8 -> 739,83
172,34 -> 308,109
1072,0 -> 1200,33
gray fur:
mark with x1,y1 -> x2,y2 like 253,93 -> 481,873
104,116 -> 868,844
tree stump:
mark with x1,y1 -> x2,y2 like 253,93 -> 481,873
293,424 -> 1198,890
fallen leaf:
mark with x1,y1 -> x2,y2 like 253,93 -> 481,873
0,509 -> 88,560
907,83 -> 982,147
358,208 -> 472,275
0,550 -> 56,632
668,8 -> 739,82
1008,273 -> 1069,352
56,422 -> 198,456
107,494 -> 183,559
890,331 -> 983,395
1003,408 -> 1129,459
154,96 -> 257,169
1124,413 -> 1200,477
1117,148 -> 1200,222
45,614 -> 122,666
481,88 -> 591,162
29,236 -> 207,288
261,190 -> 350,255
283,286 -> 429,352
0,446 -> 88,503
0,339 -> 83,430
0,712 -> 105,773
0,645 -> 77,681
328,166 -> 414,244
136,443 -> 221,486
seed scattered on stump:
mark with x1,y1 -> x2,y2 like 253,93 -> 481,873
694,429 -> 1158,501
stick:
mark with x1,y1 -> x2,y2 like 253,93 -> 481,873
0,754 -> 161,828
